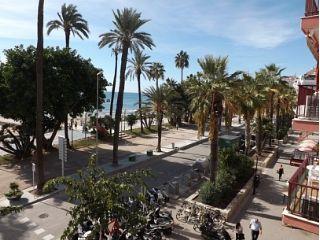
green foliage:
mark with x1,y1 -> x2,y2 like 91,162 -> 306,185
44,155 -> 151,239
5,182 -> 22,199
200,149 -> 253,206
0,206 -> 22,217
199,181 -> 215,205
126,114 -> 138,131
0,45 -> 107,153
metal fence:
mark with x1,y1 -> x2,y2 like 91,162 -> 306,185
287,156 -> 319,221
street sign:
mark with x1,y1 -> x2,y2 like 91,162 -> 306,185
58,136 -> 67,162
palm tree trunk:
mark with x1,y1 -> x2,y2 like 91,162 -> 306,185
112,44 -> 129,165
256,108 -> 262,155
244,115 -> 251,155
156,78 -> 159,90
110,52 -> 118,117
35,0 -> 45,193
156,113 -> 163,152
209,93 -> 219,182
137,73 -> 143,133
275,97 -> 280,139
268,92 -> 274,146
64,30 -> 71,147
181,67 -> 183,82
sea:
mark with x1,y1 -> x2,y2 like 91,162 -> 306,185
102,92 -> 146,116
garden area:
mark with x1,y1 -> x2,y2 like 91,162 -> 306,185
199,148 -> 254,208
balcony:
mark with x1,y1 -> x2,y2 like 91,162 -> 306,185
282,156 -> 319,234
305,0 -> 319,17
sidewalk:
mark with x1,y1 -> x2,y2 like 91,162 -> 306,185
231,137 -> 318,240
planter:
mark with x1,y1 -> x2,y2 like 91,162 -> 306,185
128,154 -> 136,162
146,150 -> 153,156
6,192 -> 23,201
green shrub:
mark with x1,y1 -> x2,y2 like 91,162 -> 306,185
126,114 -> 138,131
199,181 -> 215,205
212,169 -> 235,203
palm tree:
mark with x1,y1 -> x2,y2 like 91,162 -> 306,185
144,86 -> 167,152
99,8 -> 154,165
196,56 -> 240,182
47,3 -> 89,148
234,74 -> 258,155
175,50 -> 189,82
47,3 -> 89,49
148,62 -> 165,89
126,49 -> 150,133
108,47 -> 121,117
35,0 -> 45,192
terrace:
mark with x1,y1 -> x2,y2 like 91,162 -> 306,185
282,155 -> 319,234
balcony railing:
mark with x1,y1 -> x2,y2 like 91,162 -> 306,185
296,94 -> 319,120
305,0 -> 319,17
287,157 -> 319,222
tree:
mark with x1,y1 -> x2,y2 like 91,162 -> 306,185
233,74 -> 257,155
126,49 -> 150,133
44,156 -> 150,240
99,8 -> 154,165
144,85 -> 168,152
0,46 -> 107,156
109,47 -> 121,117
126,114 -> 137,132
175,50 -> 189,82
36,0 -> 45,192
148,62 -> 165,89
195,56 -> 240,182
47,3 -> 89,148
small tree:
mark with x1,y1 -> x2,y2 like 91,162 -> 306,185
44,156 -> 150,240
126,114 -> 137,132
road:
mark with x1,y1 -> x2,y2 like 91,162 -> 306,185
0,142 -> 210,240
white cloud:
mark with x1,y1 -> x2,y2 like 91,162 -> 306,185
0,0 -> 299,48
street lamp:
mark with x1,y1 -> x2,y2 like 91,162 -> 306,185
253,155 -> 259,195
96,71 -> 103,161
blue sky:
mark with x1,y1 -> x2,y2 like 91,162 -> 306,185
0,0 -> 316,92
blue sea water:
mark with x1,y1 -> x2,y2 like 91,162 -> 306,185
102,92 -> 147,115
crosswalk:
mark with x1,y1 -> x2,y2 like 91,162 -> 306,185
9,216 -> 57,240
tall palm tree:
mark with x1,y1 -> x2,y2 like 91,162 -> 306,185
196,56 -> 240,182
234,74 -> 258,155
126,49 -> 150,133
47,3 -> 89,148
175,50 -> 189,82
148,62 -> 165,89
47,3 -> 89,49
99,8 -> 154,165
144,86 -> 167,152
36,0 -> 45,192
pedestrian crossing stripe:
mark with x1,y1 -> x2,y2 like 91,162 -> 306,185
18,217 -> 29,224
42,234 -> 55,240
34,228 -> 45,235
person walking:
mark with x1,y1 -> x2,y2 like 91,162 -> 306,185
277,164 -> 284,181
235,222 -> 245,240
176,122 -> 179,130
249,218 -> 262,240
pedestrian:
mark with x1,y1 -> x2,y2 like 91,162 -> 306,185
277,164 -> 284,181
235,222 -> 245,240
176,122 -> 179,130
249,218 -> 262,240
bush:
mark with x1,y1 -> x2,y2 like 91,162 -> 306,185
199,181 -> 215,205
126,114 -> 137,131
213,169 -> 235,203
5,182 -> 22,200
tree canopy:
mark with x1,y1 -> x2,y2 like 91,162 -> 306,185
0,45 -> 107,156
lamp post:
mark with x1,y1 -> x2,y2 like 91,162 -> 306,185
96,71 -> 103,161
253,155 -> 259,195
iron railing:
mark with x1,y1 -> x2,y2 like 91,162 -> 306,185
305,0 -> 319,17
287,157 -> 319,221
